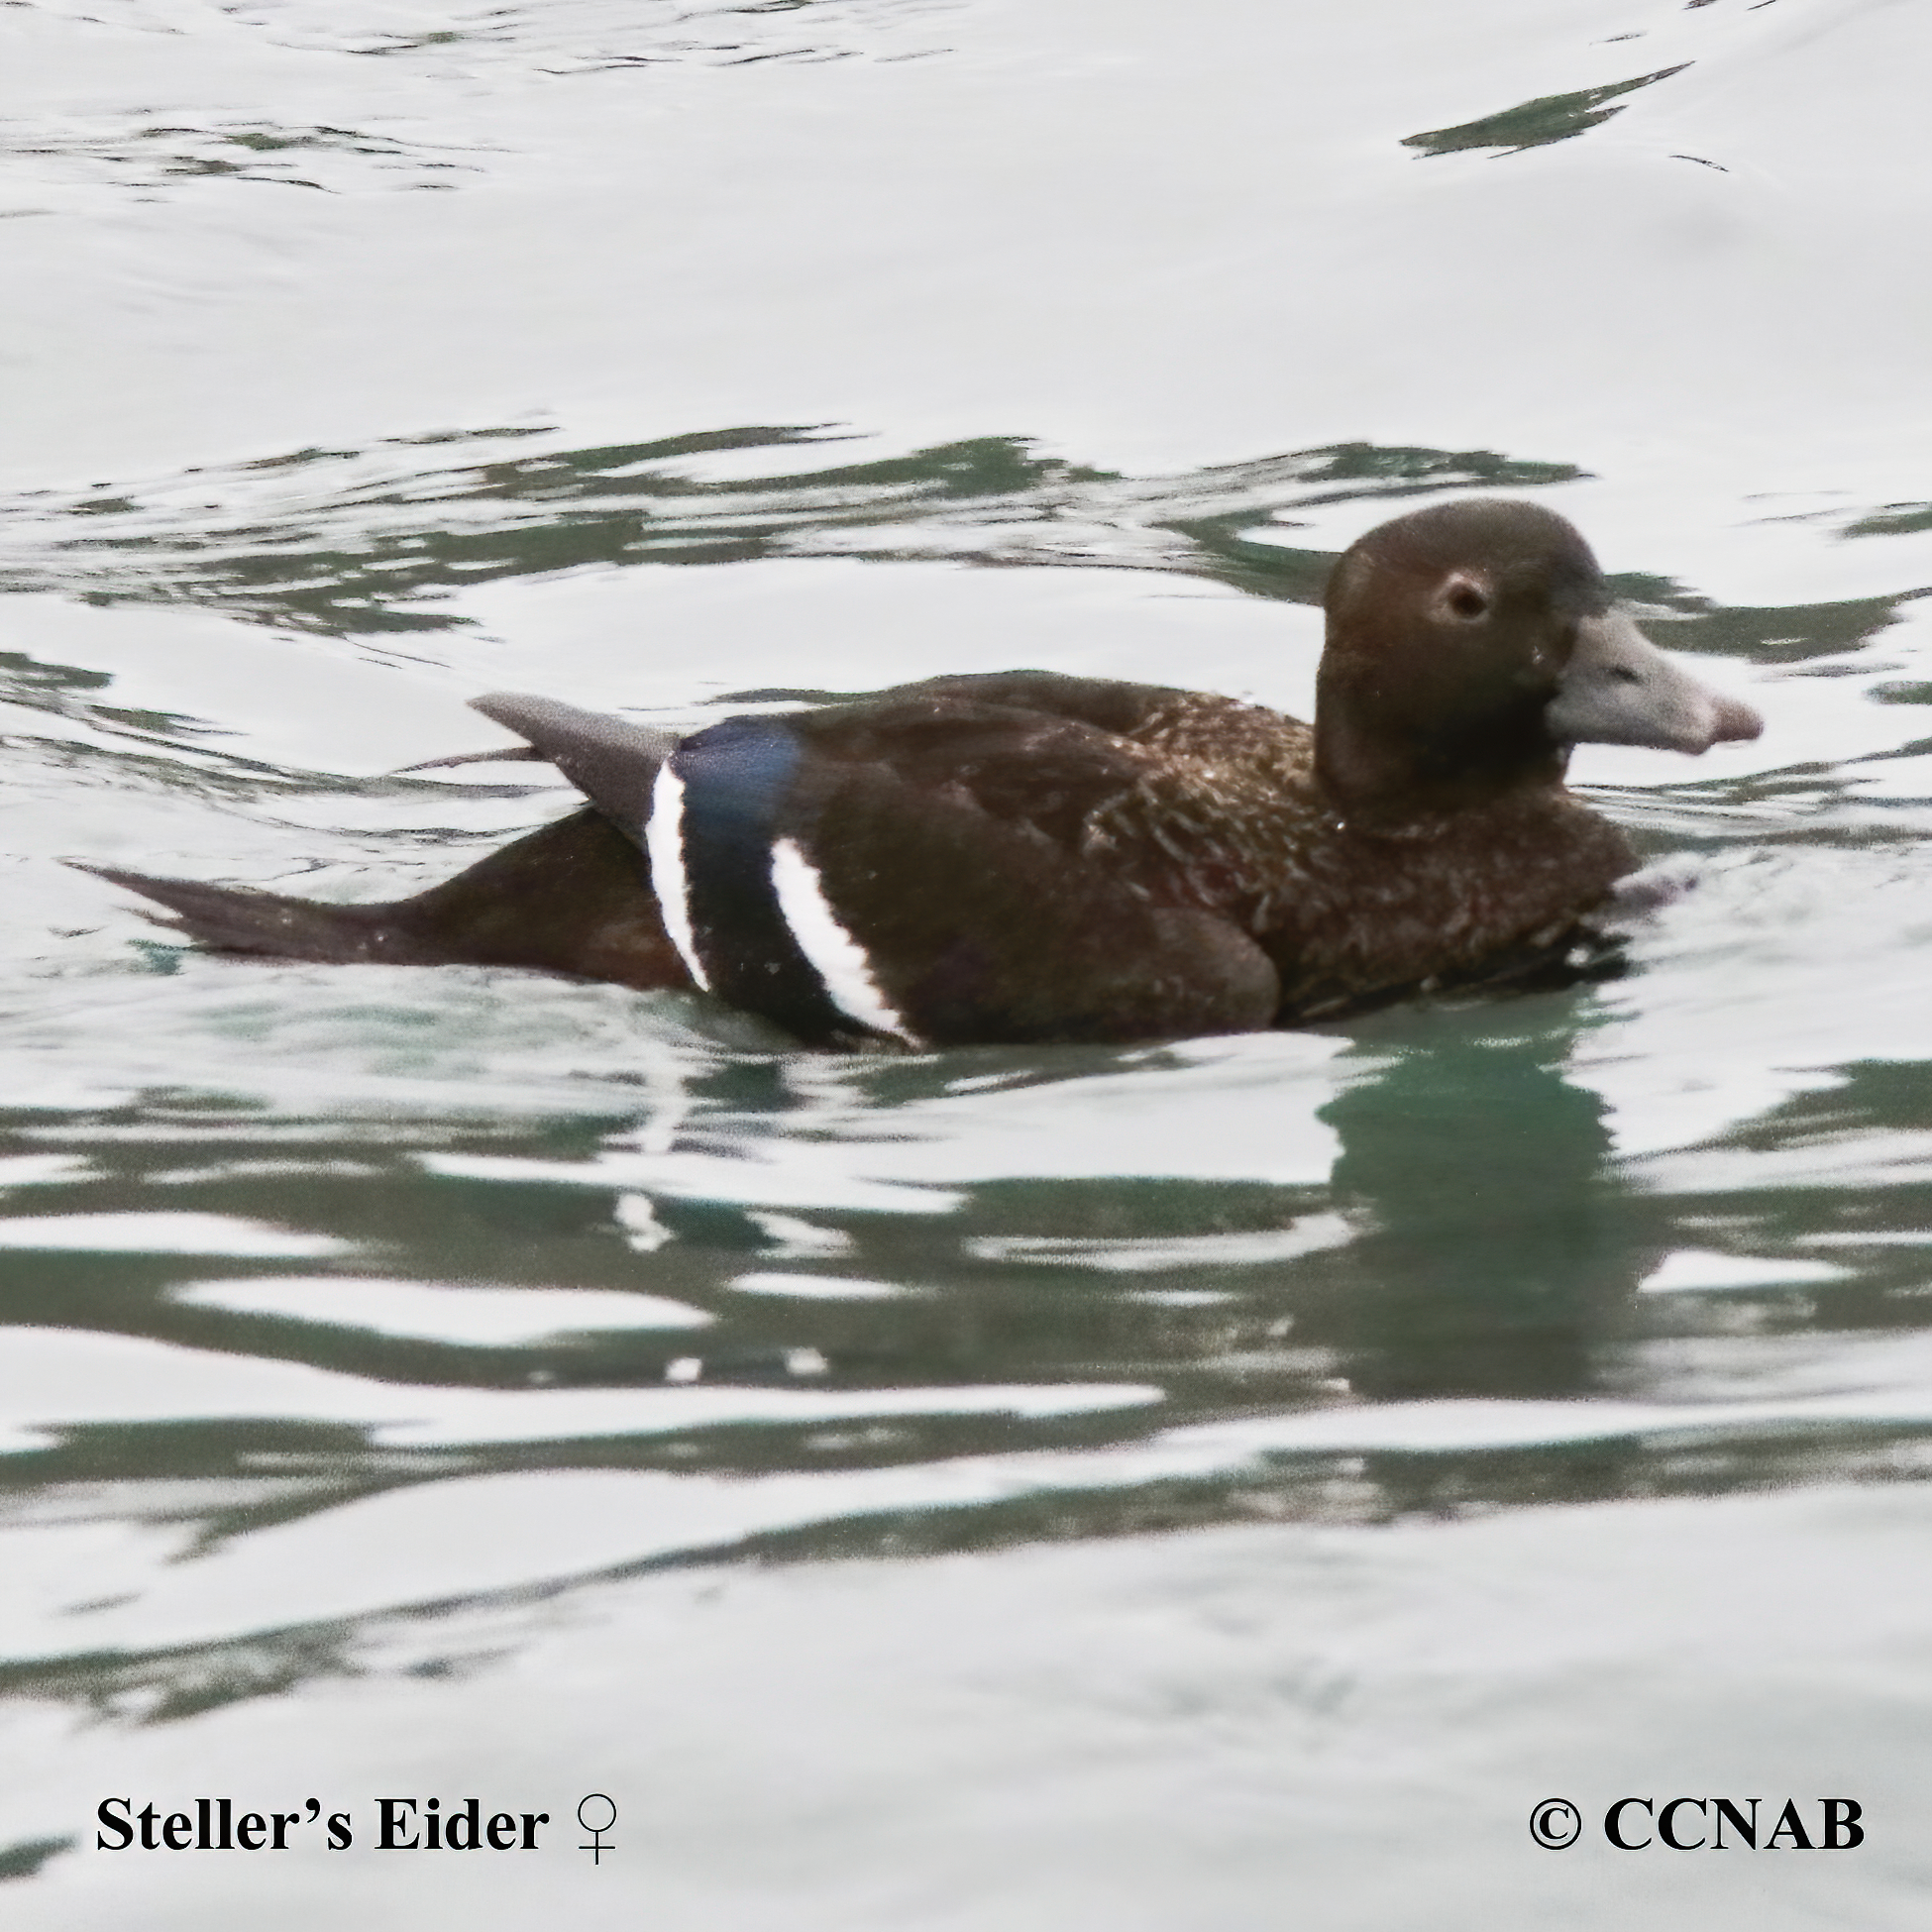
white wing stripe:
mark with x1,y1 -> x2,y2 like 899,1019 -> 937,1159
769,838 -> 919,1044
645,761 -> 710,992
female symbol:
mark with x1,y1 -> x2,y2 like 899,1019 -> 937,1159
577,1793 -> 616,1865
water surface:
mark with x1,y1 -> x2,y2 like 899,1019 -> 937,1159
4,2 -> 1932,1925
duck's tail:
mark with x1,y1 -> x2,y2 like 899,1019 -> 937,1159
78,806 -> 692,993
74,864 -> 415,965
80,693 -> 692,990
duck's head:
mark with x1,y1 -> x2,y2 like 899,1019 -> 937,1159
1316,498 -> 1762,821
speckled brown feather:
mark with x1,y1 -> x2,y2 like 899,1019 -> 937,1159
1091,690 -> 1635,1015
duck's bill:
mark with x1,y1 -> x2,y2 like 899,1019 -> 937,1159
1544,608 -> 1764,754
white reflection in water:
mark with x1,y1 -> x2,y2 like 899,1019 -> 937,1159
0,1326 -> 1161,1460
169,1276 -> 715,1341
1639,1249 -> 1852,1295
0,1212 -> 352,1256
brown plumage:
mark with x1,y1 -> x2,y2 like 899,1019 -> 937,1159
84,498 -> 1763,1047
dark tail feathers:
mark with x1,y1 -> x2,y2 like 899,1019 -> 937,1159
77,808 -> 691,993
73,864 -> 423,965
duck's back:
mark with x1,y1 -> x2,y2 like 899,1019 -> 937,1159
840,676 -> 1634,1025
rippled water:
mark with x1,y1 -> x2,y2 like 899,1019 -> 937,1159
5,2 -> 1932,1924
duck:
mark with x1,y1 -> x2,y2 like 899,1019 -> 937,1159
84,498 -> 1762,1047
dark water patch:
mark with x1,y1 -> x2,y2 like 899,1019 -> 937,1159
0,646 -> 209,745
1846,502 -> 1932,538
1678,1057 -> 1932,1168
4,1418 -> 405,1490
3,1095 -> 647,1160
0,1391 -> 1166,1523
0,1624 -> 369,1727
0,1443 -> 385,1569
1622,587 -> 1927,664
0,1837 -> 72,1883
0,1587 -> 572,1725
1403,64 -> 1691,159
1312,1035 -> 1645,1401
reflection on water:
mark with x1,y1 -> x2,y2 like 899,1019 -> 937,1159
0,429 -> 1584,639
0,117 -> 488,196
8,981 -> 1932,1725
15,0 -> 964,73
1320,1016 -> 1645,1403
1402,63 -> 1692,159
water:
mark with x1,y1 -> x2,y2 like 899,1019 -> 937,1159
4,1 -> 1932,1923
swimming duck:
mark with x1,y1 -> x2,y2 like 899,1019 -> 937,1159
87,498 -> 1761,1047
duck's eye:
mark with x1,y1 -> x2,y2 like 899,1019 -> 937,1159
1444,580 -> 1490,621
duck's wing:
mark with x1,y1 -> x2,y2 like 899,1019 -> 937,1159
651,693 -> 1280,1046
465,693 -> 680,839
876,670 -> 1198,739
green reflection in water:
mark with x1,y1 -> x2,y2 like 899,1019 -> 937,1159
1403,64 -> 1690,159
8,423 -> 1918,683
1316,1013 -> 1651,1401
8,1007 -> 1932,1721
0,1838 -> 72,1883
0,428 -> 1583,639
1846,501 -> 1932,537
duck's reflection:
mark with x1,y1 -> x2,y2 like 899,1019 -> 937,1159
1313,1005 -> 1656,1400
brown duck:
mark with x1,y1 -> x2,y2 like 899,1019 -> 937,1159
87,498 -> 1763,1046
